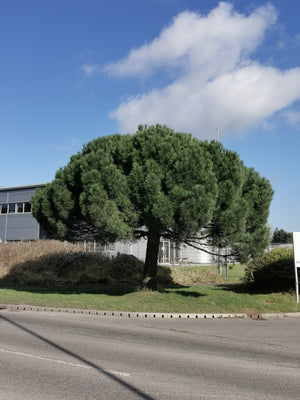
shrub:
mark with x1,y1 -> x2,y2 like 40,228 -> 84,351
245,248 -> 295,291
0,240 -> 124,286
0,240 -> 175,287
109,254 -> 144,284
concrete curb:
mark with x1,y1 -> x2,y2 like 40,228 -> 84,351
1,304 -> 300,320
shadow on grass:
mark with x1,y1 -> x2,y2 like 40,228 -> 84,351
0,284 -> 208,299
162,288 -> 205,298
214,282 -> 294,295
0,285 -> 139,297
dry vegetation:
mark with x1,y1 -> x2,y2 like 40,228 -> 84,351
0,240 -> 147,286
0,240 -> 77,277
0,240 -> 240,287
171,267 -> 225,285
0,240 -> 78,279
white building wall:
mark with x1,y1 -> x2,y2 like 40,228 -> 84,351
114,238 -> 148,261
179,243 -> 214,264
111,237 -> 214,265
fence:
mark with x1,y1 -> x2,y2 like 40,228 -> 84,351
69,241 -> 117,259
71,240 -> 225,269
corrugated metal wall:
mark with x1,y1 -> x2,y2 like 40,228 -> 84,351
0,186 -> 42,241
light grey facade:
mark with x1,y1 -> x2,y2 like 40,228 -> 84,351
113,238 -> 214,265
79,238 -> 215,265
0,184 -> 47,241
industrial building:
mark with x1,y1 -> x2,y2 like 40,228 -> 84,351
0,184 -> 47,241
0,183 -> 214,264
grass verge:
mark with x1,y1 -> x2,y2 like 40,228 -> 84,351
0,285 -> 299,314
0,241 -> 299,314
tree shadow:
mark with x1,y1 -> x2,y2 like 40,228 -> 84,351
175,290 -> 205,298
0,313 -> 153,399
214,282 -> 293,295
1,285 -> 207,300
161,288 -> 206,298
0,285 -> 139,297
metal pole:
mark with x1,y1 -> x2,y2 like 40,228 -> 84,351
225,248 -> 228,280
296,269 -> 299,303
172,242 -> 175,268
293,232 -> 300,303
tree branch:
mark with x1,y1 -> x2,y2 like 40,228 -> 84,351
183,239 -> 238,258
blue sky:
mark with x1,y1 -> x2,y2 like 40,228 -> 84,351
1,0 -> 300,233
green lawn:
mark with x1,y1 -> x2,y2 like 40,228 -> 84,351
0,285 -> 299,314
1,262 -> 299,314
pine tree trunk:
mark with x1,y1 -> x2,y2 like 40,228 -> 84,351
142,230 -> 160,291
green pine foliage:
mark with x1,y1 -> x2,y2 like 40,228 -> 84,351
272,228 -> 293,244
32,124 -> 273,290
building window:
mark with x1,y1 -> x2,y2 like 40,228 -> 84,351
0,202 -> 32,214
9,204 -> 15,213
0,204 -> 8,214
158,241 -> 180,264
24,202 -> 32,213
17,203 -> 24,213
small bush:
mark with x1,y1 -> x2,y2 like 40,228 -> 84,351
157,264 -> 174,285
109,255 -> 144,284
245,248 -> 295,291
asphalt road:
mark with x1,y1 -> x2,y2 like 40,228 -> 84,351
0,310 -> 300,399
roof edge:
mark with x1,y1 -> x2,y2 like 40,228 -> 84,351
0,183 -> 48,192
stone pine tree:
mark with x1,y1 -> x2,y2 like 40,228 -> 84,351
184,141 -> 274,263
32,125 -> 273,290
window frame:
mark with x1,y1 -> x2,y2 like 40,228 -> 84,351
0,202 -> 32,214
8,203 -> 16,214
0,204 -> 8,214
17,203 -> 24,213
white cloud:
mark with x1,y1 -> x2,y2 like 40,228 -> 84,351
113,3 -> 275,75
99,2 -> 300,138
110,63 -> 300,136
82,64 -> 100,78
